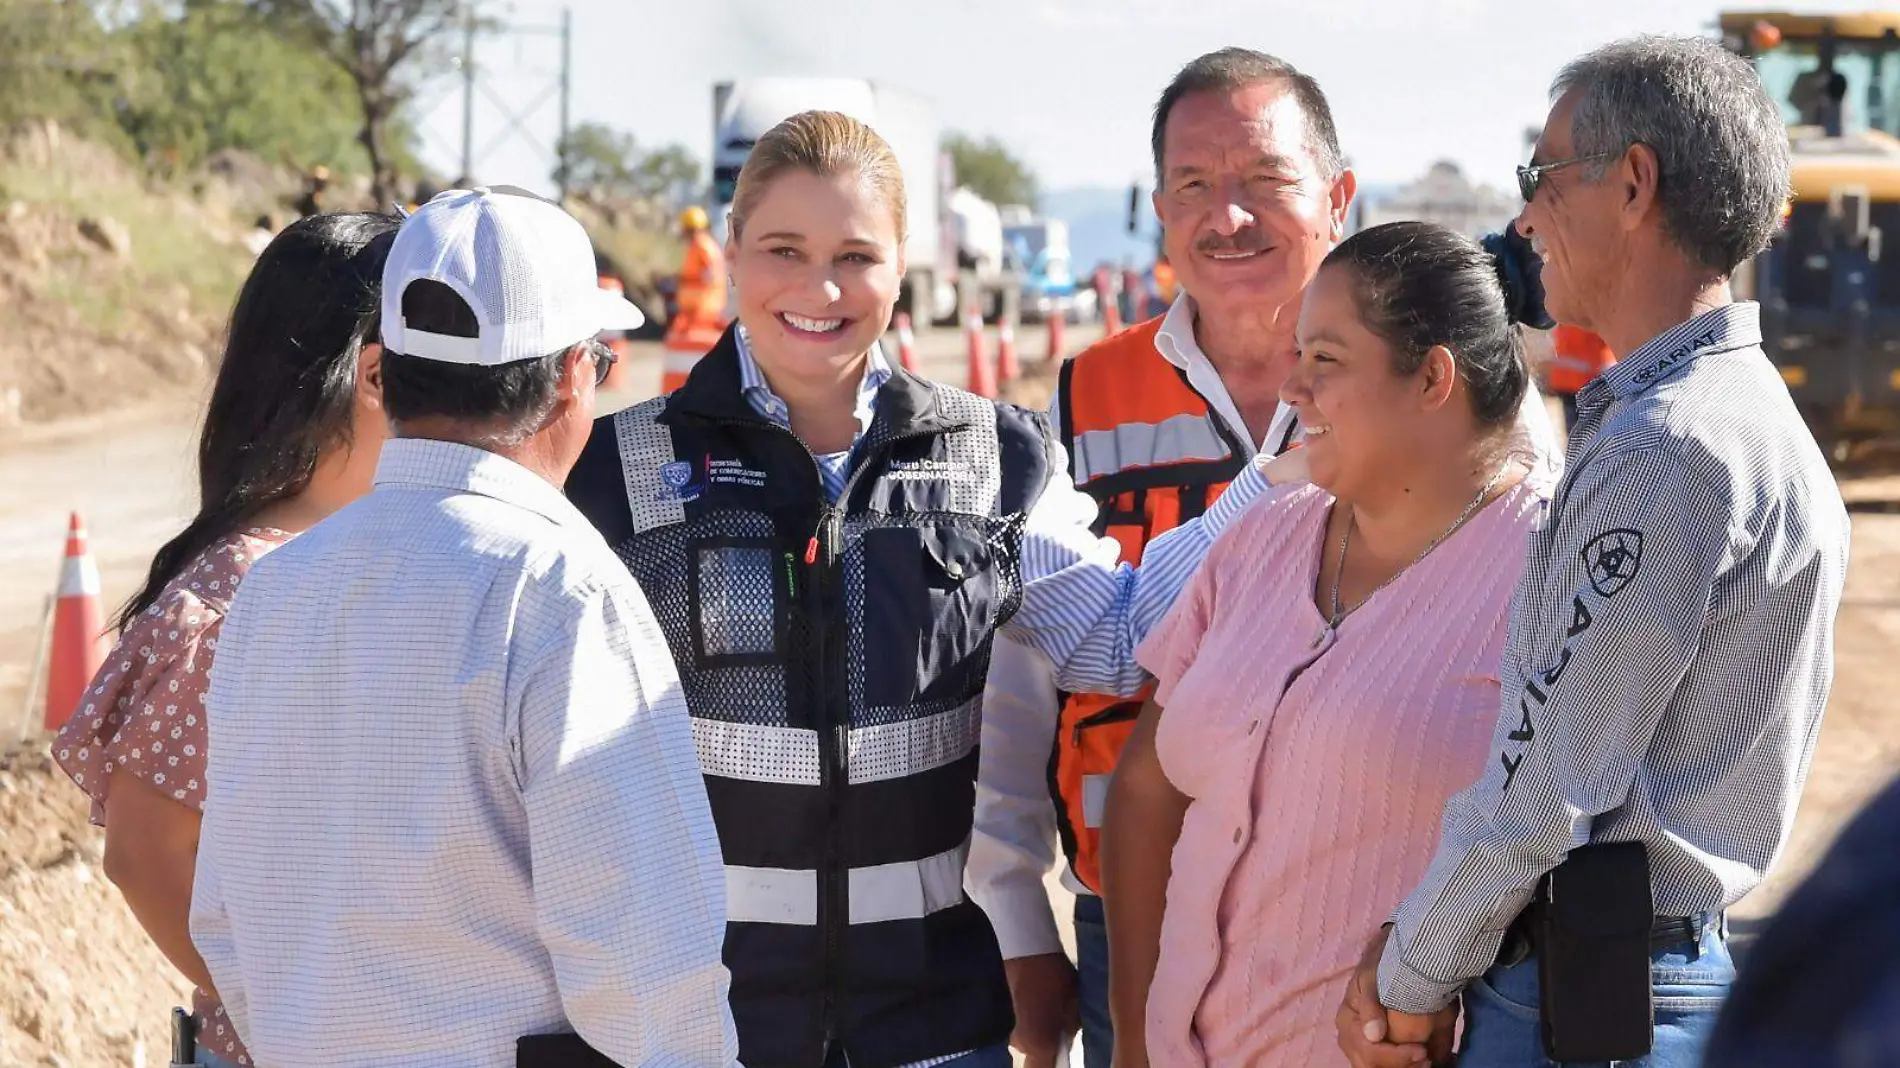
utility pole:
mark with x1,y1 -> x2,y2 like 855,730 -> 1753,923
444,5 -> 571,194
460,5 -> 476,184
557,6 -> 572,201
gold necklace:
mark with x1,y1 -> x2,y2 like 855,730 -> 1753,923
1313,464 -> 1509,649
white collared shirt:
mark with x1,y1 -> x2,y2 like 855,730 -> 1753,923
969,296 -> 1296,957
1151,293 -> 1301,459
191,439 -> 737,1068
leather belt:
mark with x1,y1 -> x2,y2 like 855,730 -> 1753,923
1495,909 -> 1717,969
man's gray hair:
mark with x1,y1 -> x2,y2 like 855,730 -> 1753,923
1555,35 -> 1791,275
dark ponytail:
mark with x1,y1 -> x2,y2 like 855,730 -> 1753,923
1322,220 -> 1530,426
116,211 -> 399,629
1479,225 -> 1555,331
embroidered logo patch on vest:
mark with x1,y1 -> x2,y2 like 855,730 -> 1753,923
657,459 -> 703,502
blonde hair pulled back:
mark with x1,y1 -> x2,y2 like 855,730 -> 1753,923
728,110 -> 908,243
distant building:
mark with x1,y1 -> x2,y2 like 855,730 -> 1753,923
1350,161 -> 1520,238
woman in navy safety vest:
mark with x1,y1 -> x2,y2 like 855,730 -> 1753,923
565,111 -> 1270,1068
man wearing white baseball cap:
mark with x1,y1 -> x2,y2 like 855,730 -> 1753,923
190,187 -> 739,1068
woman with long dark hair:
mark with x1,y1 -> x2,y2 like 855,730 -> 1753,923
53,211 -> 399,1068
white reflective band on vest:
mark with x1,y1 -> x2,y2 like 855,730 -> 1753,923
693,718 -> 822,785
1081,774 -> 1111,829
724,837 -> 971,926
845,698 -> 981,785
1070,412 -> 1231,485
692,699 -> 982,787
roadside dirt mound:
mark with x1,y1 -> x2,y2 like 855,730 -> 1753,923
0,122 -> 264,430
0,741 -> 188,1068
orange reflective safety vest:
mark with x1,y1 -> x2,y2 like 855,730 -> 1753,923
1546,324 -> 1616,395
663,233 -> 731,393
676,231 -> 727,325
1050,317 -> 1252,894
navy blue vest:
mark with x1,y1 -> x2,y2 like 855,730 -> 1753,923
567,330 -> 1049,1068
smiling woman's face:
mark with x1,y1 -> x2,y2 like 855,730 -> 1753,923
728,167 -> 905,384
1282,263 -> 1435,501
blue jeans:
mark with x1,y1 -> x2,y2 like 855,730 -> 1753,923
1074,895 -> 1113,1068
195,1051 -> 245,1068
1457,916 -> 1732,1068
822,1044 -> 1010,1067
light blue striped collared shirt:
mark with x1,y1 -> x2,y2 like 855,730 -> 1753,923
733,326 -> 891,502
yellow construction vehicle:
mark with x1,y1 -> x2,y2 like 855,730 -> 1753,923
1721,11 -> 1900,459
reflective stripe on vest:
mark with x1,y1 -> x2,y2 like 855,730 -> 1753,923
726,837 -> 971,926
1070,410 -> 1235,485
1547,324 -> 1616,394
1081,773 -> 1111,829
691,696 -> 982,786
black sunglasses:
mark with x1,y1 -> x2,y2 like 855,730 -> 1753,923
1516,152 -> 1617,203
588,339 -> 618,387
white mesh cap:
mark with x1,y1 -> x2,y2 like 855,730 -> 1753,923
380,186 -> 644,366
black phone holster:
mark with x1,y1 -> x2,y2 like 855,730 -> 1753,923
516,1033 -> 622,1067
1534,840 -> 1656,1062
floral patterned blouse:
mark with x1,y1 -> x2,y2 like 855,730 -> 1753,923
54,527 -> 294,1067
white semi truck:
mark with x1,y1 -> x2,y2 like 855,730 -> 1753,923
711,78 -> 959,325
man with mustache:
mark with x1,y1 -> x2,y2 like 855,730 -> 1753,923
966,47 -> 1355,1068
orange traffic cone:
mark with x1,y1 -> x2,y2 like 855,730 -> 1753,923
45,512 -> 110,733
1046,313 -> 1066,363
661,318 -> 727,394
964,305 -> 996,399
894,312 -> 921,373
996,321 -> 1021,383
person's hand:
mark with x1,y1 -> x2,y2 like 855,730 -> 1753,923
1385,1003 -> 1460,1065
1259,443 -> 1310,488
1004,953 -> 1079,1068
1336,928 -> 1435,1067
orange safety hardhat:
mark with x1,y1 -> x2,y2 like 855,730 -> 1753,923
680,205 -> 710,232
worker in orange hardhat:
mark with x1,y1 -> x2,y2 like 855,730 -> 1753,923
661,205 -> 730,391
676,206 -> 726,325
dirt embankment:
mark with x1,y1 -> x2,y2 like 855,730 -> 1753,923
1,744 -> 191,1067
0,123 -> 274,430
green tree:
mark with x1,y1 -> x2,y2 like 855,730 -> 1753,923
246,0 -> 468,205
0,0 -> 132,140
557,122 -> 700,211
115,1 -> 367,175
559,122 -> 638,197
631,143 -> 699,210
943,131 -> 1038,208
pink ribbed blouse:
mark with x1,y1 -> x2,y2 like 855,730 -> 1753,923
1134,477 -> 1549,1068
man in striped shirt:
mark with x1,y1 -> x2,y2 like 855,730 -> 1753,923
1337,35 -> 1850,1068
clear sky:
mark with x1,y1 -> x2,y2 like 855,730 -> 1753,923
411,0 -> 1850,199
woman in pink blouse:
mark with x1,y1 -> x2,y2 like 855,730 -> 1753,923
1100,221 -> 1562,1068
54,211 -> 400,1068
